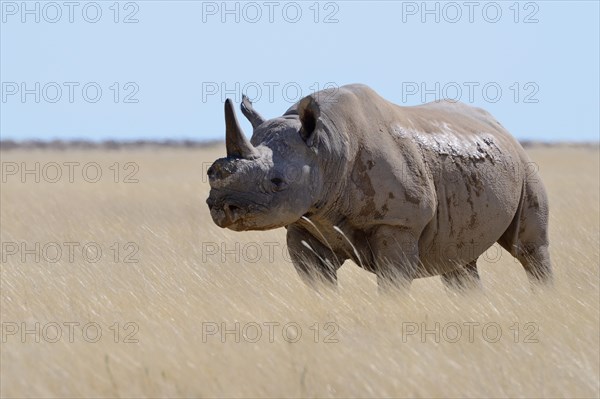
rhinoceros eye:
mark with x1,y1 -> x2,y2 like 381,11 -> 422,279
270,177 -> 287,191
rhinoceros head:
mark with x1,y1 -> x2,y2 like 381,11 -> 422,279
206,95 -> 323,231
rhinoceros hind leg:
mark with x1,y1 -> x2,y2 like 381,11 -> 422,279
516,244 -> 553,285
498,239 -> 553,286
498,179 -> 553,286
441,260 -> 481,291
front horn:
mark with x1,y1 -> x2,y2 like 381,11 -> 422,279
225,98 -> 259,159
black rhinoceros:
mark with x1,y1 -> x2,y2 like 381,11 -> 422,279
206,84 -> 551,290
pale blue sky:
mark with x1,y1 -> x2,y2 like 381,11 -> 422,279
1,0 -> 598,141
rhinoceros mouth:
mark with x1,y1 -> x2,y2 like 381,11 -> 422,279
208,200 -> 243,228
207,194 -> 269,229
207,199 -> 291,231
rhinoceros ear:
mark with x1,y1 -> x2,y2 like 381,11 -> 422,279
298,95 -> 320,146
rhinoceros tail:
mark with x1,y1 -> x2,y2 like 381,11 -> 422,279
497,179 -> 526,256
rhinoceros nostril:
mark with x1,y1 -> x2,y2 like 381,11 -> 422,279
222,203 -> 241,220
227,204 -> 240,214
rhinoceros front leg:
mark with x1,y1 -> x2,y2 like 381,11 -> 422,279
370,226 -> 420,292
286,224 -> 343,288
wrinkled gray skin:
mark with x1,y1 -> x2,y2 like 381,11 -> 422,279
206,84 -> 552,290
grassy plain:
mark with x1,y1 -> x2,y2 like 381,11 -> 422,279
1,145 -> 598,398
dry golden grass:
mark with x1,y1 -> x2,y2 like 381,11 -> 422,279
1,146 -> 598,398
